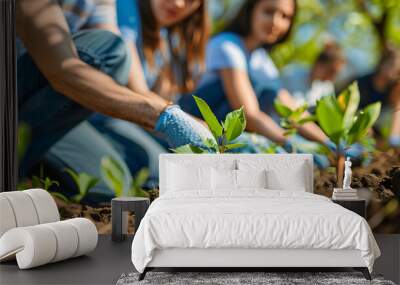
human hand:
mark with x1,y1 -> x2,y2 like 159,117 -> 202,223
154,105 -> 214,148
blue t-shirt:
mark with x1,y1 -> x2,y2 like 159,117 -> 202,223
198,32 -> 281,91
116,0 -> 165,89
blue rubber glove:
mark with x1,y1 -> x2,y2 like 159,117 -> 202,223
231,132 -> 287,153
155,105 -> 214,148
324,140 -> 364,158
324,140 -> 337,152
344,143 -> 364,158
389,135 -> 400,148
285,136 -> 330,169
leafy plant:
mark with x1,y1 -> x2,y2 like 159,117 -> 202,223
30,165 -> 60,191
314,81 -> 381,185
273,101 -> 315,137
100,156 -> 149,198
173,95 -> 247,153
64,168 -> 99,203
100,156 -> 132,197
129,168 -> 150,198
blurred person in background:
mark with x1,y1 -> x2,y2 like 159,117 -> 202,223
179,0 -> 338,167
83,0 -> 209,186
355,46 -> 400,148
281,41 -> 346,106
16,0 -> 213,202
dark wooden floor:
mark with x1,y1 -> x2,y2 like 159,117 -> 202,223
0,235 -> 134,285
0,234 -> 399,285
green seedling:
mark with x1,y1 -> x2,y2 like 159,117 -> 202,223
314,81 -> 381,186
273,101 -> 315,137
100,156 -> 132,197
173,95 -> 247,153
129,168 -> 150,198
64,168 -> 99,203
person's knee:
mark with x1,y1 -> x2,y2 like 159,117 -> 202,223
72,29 -> 131,86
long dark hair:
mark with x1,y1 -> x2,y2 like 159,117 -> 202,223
138,0 -> 209,93
224,0 -> 297,50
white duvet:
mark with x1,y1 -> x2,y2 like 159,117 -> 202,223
131,190 -> 380,273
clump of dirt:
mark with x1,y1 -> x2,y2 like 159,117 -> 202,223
315,149 -> 400,199
53,189 -> 160,234
315,148 -> 400,233
53,197 -> 131,234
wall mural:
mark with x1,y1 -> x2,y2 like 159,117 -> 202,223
10,0 -> 400,235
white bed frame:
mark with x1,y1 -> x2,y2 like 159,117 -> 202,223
140,154 -> 371,280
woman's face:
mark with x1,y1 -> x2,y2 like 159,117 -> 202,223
151,0 -> 202,27
250,0 -> 295,45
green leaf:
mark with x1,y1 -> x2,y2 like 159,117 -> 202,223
224,143 -> 246,151
172,144 -> 207,154
193,95 -> 223,139
290,104 -> 308,121
64,168 -> 79,184
223,107 -> 246,142
274,100 -> 292,117
298,115 -> 316,124
100,156 -> 126,197
31,176 -> 41,189
338,81 -> 360,130
280,118 -> 292,129
129,187 -> 149,198
189,145 -> 208,153
172,144 -> 195,153
315,95 -> 344,144
347,102 -> 381,145
133,168 -> 149,189
50,191 -> 70,203
203,138 -> 219,152
283,129 -> 296,136
64,168 -> 99,201
42,177 -> 59,191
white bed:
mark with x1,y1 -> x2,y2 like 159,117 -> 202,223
131,154 -> 380,280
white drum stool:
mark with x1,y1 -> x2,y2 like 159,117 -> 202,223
0,189 -> 98,269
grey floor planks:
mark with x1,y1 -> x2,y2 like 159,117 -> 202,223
0,234 -> 398,285
0,235 -> 134,285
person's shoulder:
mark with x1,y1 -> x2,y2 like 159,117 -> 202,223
209,32 -> 244,48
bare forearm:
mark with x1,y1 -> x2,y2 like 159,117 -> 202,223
298,122 -> 328,144
50,58 -> 167,129
246,111 -> 287,144
391,109 -> 400,137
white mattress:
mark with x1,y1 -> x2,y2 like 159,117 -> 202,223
131,190 -> 380,273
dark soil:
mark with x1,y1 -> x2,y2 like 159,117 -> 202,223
315,148 -> 400,233
53,189 -> 159,234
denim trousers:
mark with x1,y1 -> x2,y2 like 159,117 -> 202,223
18,29 -> 133,203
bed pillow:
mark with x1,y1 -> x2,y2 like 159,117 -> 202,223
237,159 -> 309,192
266,163 -> 307,191
167,162 -> 211,191
211,168 -> 237,190
236,169 -> 267,189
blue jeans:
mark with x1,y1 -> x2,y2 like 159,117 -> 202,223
18,29 -> 132,203
88,114 -> 168,187
179,79 -> 280,122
